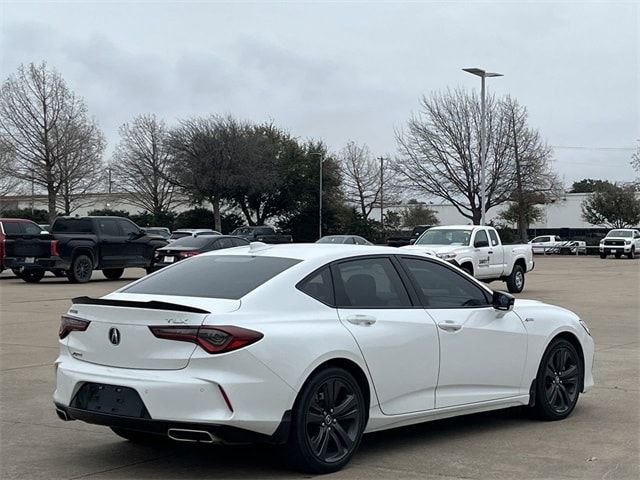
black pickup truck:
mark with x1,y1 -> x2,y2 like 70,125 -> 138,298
6,216 -> 167,283
230,226 -> 293,244
386,225 -> 433,247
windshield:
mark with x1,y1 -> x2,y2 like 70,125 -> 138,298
415,229 -> 472,246
124,255 -> 301,299
607,230 -> 632,238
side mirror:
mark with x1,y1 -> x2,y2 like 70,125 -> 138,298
409,238 -> 417,245
474,239 -> 489,248
492,291 -> 515,311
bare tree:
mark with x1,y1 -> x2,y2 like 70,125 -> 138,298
502,96 -> 560,241
0,62 -> 98,222
631,140 -> 640,182
57,119 -> 106,215
167,115 -> 245,231
338,141 -> 397,219
0,139 -> 23,197
112,114 -> 177,217
395,88 -> 558,226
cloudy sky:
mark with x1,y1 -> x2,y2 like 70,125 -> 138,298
1,0 -> 637,185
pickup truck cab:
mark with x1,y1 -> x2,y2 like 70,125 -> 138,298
599,229 -> 640,259
45,216 -> 168,283
230,226 -> 293,244
386,225 -> 433,247
401,225 -> 534,293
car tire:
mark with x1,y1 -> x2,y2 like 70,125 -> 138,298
531,338 -> 582,421
145,266 -> 155,275
52,269 -> 67,278
628,247 -> 635,260
614,253 -> 622,259
11,268 -> 22,277
102,268 -> 124,280
506,264 -> 525,293
67,254 -> 93,283
286,367 -> 366,474
110,427 -> 166,443
21,269 -> 45,283
599,253 -> 607,259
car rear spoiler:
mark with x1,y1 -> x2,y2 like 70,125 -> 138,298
71,296 -> 211,314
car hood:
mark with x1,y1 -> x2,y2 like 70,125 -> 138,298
512,298 -> 581,323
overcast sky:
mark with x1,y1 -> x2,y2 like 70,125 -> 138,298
1,0 -> 638,186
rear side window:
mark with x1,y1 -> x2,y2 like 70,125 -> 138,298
124,255 -> 301,299
98,219 -> 120,236
23,222 -> 43,235
333,257 -> 411,308
298,267 -> 334,305
52,218 -> 93,233
2,222 -> 21,234
488,230 -> 499,246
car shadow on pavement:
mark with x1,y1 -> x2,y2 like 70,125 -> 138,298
66,408 -> 531,478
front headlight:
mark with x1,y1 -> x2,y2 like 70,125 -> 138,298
436,253 -> 457,261
625,240 -> 631,245
579,319 -> 591,336
599,240 -> 605,244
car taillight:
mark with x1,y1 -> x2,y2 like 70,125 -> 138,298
59,314 -> 91,339
179,251 -> 200,258
50,240 -> 59,257
148,325 -> 263,354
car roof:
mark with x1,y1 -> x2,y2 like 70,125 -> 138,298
0,218 -> 36,223
429,225 -> 478,231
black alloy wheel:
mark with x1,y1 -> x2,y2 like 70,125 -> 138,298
287,367 -> 365,473
67,254 -> 93,283
533,338 -> 582,420
21,269 -> 45,283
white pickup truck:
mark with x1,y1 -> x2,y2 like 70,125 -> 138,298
599,228 -> 640,259
401,225 -> 535,293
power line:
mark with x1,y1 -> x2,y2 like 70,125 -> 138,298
551,145 -> 635,151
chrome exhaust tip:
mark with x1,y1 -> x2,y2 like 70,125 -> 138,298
55,408 -> 70,421
167,428 -> 219,443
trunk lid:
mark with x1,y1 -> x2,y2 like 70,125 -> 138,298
64,294 -> 240,370
4,233 -> 55,258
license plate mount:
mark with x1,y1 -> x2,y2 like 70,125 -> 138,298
70,383 -> 150,418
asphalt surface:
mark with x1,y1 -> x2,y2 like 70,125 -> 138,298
0,256 -> 638,479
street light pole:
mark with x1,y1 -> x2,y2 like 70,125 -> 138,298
310,152 -> 324,239
379,156 -> 385,231
462,67 -> 503,225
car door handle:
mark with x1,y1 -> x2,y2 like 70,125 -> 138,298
345,315 -> 377,326
488,250 -> 494,254
438,321 -> 462,332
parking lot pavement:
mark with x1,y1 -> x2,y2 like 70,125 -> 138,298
1,257 -> 638,479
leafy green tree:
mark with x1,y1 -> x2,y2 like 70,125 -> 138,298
498,199 -> 543,228
400,203 -> 438,227
570,179 -> 615,193
87,208 -> 131,218
173,208 -> 216,230
383,210 -> 403,231
581,185 -> 640,228
0,208 -> 49,224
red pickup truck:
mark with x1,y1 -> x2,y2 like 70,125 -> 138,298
0,218 -> 59,281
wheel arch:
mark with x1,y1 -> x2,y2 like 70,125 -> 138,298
71,246 -> 97,267
294,357 -> 372,423
514,257 -> 527,271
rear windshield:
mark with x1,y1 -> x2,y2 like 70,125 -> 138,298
52,218 -> 93,233
170,232 -> 191,240
167,236 -> 214,248
123,255 -> 301,299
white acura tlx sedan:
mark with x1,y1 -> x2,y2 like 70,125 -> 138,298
54,243 -> 594,473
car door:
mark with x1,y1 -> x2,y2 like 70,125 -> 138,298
471,229 -> 492,279
117,219 -> 146,266
398,256 -> 528,409
487,229 -> 504,277
96,218 -> 126,267
332,256 -> 440,415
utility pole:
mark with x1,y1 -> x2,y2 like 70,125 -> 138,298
108,166 -> 113,194
30,169 -> 34,216
379,156 -> 385,231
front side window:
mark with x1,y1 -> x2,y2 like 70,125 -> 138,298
118,219 -> 139,236
400,257 -> 490,308
298,266 -> 334,305
333,257 -> 411,308
474,229 -> 489,247
124,255 -> 301,299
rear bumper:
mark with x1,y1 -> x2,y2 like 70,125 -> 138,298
54,403 -> 291,444
4,256 -> 69,270
53,348 -> 296,438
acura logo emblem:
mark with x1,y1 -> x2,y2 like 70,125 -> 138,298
109,327 -> 121,346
